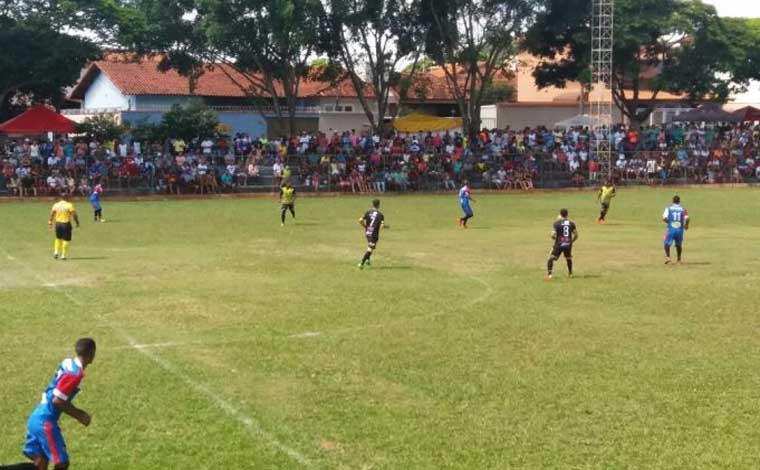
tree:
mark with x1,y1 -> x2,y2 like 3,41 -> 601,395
480,83 -> 516,105
76,114 -> 130,142
524,0 -> 760,125
419,0 -> 533,138
0,8 -> 100,119
116,0 -> 329,135
160,100 -> 219,143
325,0 -> 424,132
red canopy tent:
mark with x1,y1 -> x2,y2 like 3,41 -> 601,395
0,105 -> 77,135
732,106 -> 760,122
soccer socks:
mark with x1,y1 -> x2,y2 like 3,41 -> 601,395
281,208 -> 287,224
94,209 -> 102,221
462,215 -> 472,227
676,246 -> 682,261
62,241 -> 70,259
289,206 -> 295,219
0,463 -> 38,470
547,257 -> 554,275
566,259 -> 573,275
361,250 -> 372,266
664,245 -> 671,258
54,239 -> 62,256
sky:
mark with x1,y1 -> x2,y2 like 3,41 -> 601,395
702,0 -> 760,18
701,0 -> 760,105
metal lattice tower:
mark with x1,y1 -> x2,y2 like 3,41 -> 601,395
590,0 -> 614,180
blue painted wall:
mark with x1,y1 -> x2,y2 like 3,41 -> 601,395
121,110 -> 268,138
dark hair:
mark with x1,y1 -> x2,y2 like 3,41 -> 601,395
75,338 -> 96,358
673,195 -> 680,204
372,199 -> 380,208
560,208 -> 569,217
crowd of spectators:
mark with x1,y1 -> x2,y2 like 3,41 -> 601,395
1,122 -> 758,197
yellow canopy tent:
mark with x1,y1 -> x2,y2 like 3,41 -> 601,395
393,113 -> 463,133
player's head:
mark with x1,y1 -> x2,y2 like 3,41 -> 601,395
372,199 -> 380,209
59,191 -> 69,201
673,195 -> 680,204
560,208 -> 568,218
75,337 -> 97,366
463,179 -> 469,186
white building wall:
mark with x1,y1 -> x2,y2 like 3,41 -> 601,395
83,73 -> 130,111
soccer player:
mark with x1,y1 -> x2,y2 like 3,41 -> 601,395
597,179 -> 616,224
662,195 -> 689,264
19,338 -> 96,470
358,199 -> 388,269
546,208 -> 578,280
279,182 -> 296,226
457,179 -> 475,228
89,178 -> 104,223
48,192 -> 80,261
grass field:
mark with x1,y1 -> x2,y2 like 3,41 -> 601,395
2,187 -> 760,470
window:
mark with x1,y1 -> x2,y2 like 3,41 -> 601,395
344,105 -> 353,112
335,105 -> 343,112
324,105 -> 334,112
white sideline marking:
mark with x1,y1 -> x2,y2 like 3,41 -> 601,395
123,334 -> 312,467
288,331 -> 323,338
2,247 -> 311,467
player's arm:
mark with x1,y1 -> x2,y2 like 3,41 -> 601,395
72,210 -> 80,228
51,374 -> 90,426
662,208 -> 669,224
358,217 -> 367,228
572,228 -> 579,242
52,396 -> 91,426
48,209 -> 56,229
684,211 -> 690,230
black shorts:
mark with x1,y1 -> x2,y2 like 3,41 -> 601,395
551,245 -> 572,259
601,202 -> 609,211
366,235 -> 379,249
55,223 -> 72,241
281,203 -> 294,210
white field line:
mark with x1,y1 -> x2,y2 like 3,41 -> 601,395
1,247 -> 311,467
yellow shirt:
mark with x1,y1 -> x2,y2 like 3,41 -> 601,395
598,185 -> 616,204
52,201 -> 76,224
280,187 -> 295,204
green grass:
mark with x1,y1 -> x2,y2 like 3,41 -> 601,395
2,188 -> 760,469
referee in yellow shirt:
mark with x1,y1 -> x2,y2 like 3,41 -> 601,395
48,192 -> 80,260
597,180 -> 616,224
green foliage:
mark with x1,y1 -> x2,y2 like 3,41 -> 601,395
325,0 -> 424,130
0,12 -> 100,119
417,0 -> 532,136
480,82 -> 516,105
160,100 -> 219,142
524,0 -> 760,124
75,114 -> 129,142
116,0 -> 329,133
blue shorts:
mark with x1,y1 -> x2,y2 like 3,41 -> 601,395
23,417 -> 68,465
664,229 -> 683,247
90,198 -> 101,210
461,204 -> 473,217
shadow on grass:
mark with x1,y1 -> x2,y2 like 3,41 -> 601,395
372,265 -> 415,270
571,273 -> 603,279
70,256 -> 109,261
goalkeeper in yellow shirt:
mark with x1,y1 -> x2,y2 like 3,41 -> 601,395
597,180 -> 616,224
48,192 -> 80,260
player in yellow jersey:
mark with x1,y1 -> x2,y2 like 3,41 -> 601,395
597,180 -> 616,224
279,182 -> 296,226
48,192 -> 80,260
